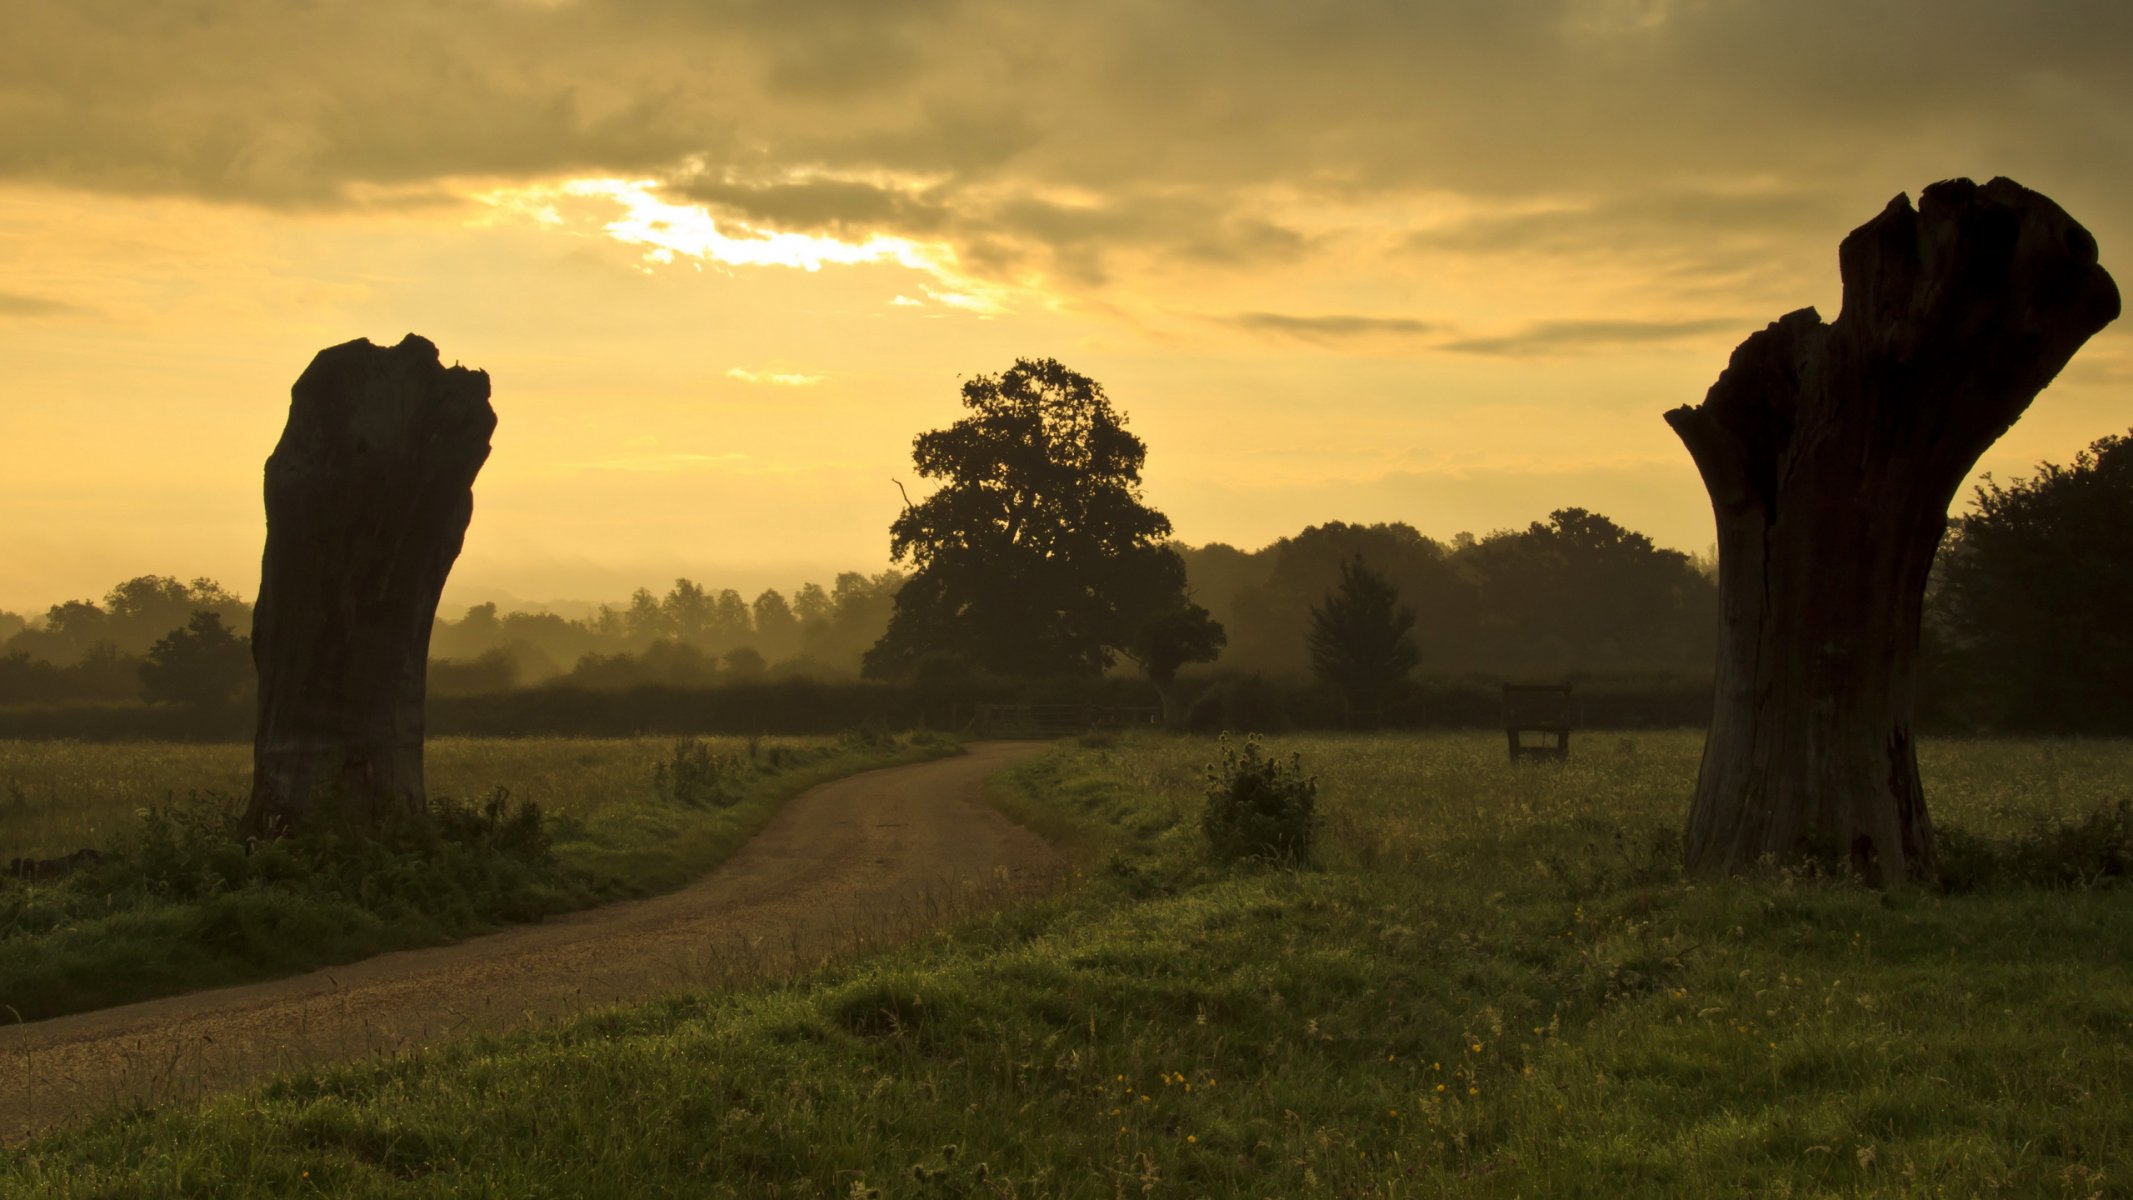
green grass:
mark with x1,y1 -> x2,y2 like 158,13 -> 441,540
0,732 -> 959,1021
10,731 -> 2133,1197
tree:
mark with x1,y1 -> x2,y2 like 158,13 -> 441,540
662,579 -> 712,644
753,588 -> 800,660
710,588 -> 752,649
247,334 -> 494,835
1122,599 -> 1227,727
1932,431 -> 2133,732
1464,508 -> 1715,675
1663,178 -> 2118,884
866,358 -> 1192,678
1307,556 -> 1421,727
625,587 -> 672,646
141,611 -> 253,709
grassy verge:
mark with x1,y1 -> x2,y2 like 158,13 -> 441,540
0,732 -> 959,1022
10,731 -> 2133,1197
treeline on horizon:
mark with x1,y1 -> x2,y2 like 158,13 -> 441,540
0,507 -> 1713,702
4,438 -> 2127,739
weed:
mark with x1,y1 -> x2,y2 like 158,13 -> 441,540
1201,734 -> 1318,865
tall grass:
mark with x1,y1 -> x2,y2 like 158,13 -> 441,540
10,731 -> 2133,1197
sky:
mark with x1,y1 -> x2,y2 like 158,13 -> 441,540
3,0 -> 2129,614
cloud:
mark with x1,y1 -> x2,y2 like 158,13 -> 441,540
3,0 -> 2128,302
726,368 -> 826,386
0,291 -> 88,318
1214,311 -> 1438,344
1441,317 -> 1744,357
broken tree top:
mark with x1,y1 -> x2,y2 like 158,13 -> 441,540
280,334 -> 494,459
1666,176 -> 2120,516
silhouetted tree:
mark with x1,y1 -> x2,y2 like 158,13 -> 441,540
866,358 -> 1180,678
1307,556 -> 1420,726
663,579 -> 712,643
1121,590 -> 1227,726
792,582 -> 832,626
753,589 -> 800,660
140,611 -> 251,709
1664,178 -> 2118,884
1227,523 -> 1472,675
625,587 -> 671,646
1465,509 -> 1715,674
711,588 -> 752,649
1932,431 -> 2133,732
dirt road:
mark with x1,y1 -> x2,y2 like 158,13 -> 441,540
0,741 -> 1056,1145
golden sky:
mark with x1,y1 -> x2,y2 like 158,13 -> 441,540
3,0 -> 2128,612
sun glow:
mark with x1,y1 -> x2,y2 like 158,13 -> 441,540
477,178 -> 1012,314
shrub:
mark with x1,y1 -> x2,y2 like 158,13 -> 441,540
1200,734 -> 1318,865
1937,799 -> 2133,891
651,738 -> 738,807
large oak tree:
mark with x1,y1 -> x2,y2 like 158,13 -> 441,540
865,358 -> 1217,683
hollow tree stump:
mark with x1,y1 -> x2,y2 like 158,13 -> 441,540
1665,178 -> 2118,884
246,334 -> 495,835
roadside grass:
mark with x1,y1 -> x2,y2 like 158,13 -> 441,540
0,732 -> 957,1022
10,731 -> 2133,1197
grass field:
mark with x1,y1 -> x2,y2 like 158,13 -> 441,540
10,730 -> 2133,1197
1,733 -> 956,1020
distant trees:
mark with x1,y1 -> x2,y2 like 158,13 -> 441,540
139,611 -> 252,709
865,358 -> 1211,679
1196,514 -> 1714,681
1931,430 -> 2133,731
3,575 -> 250,665
1307,557 -> 1421,726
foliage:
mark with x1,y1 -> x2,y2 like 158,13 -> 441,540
138,610 -> 252,709
650,737 -> 740,808
1200,734 -> 1319,864
1930,430 -> 2133,731
866,358 -> 1187,679
1307,555 -> 1421,720
4,575 -> 250,666
15,733 -> 2133,1197
1203,514 -> 1718,680
1936,799 -> 2133,891
1121,602 -> 1227,687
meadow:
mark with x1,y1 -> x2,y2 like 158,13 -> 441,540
0,732 -> 955,1020
9,729 -> 2133,1196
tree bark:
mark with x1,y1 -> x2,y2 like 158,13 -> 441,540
246,335 -> 495,835
1666,177 -> 2118,884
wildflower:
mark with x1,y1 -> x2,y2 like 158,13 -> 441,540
1434,1084 -> 1446,1093
1187,1135 -> 1197,1144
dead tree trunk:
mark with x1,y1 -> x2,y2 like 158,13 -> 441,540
246,334 -> 495,836
1665,178 -> 2117,884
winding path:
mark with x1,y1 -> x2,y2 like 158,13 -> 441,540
0,741 -> 1055,1145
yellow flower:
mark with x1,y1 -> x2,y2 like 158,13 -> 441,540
1434,1084 -> 1446,1093
1468,1086 -> 1479,1096
1186,1135 -> 1197,1144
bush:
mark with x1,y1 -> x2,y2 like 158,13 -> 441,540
1200,734 -> 1318,865
1937,800 -> 2133,891
651,738 -> 739,808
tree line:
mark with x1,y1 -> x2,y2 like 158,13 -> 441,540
3,423 -> 2125,734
